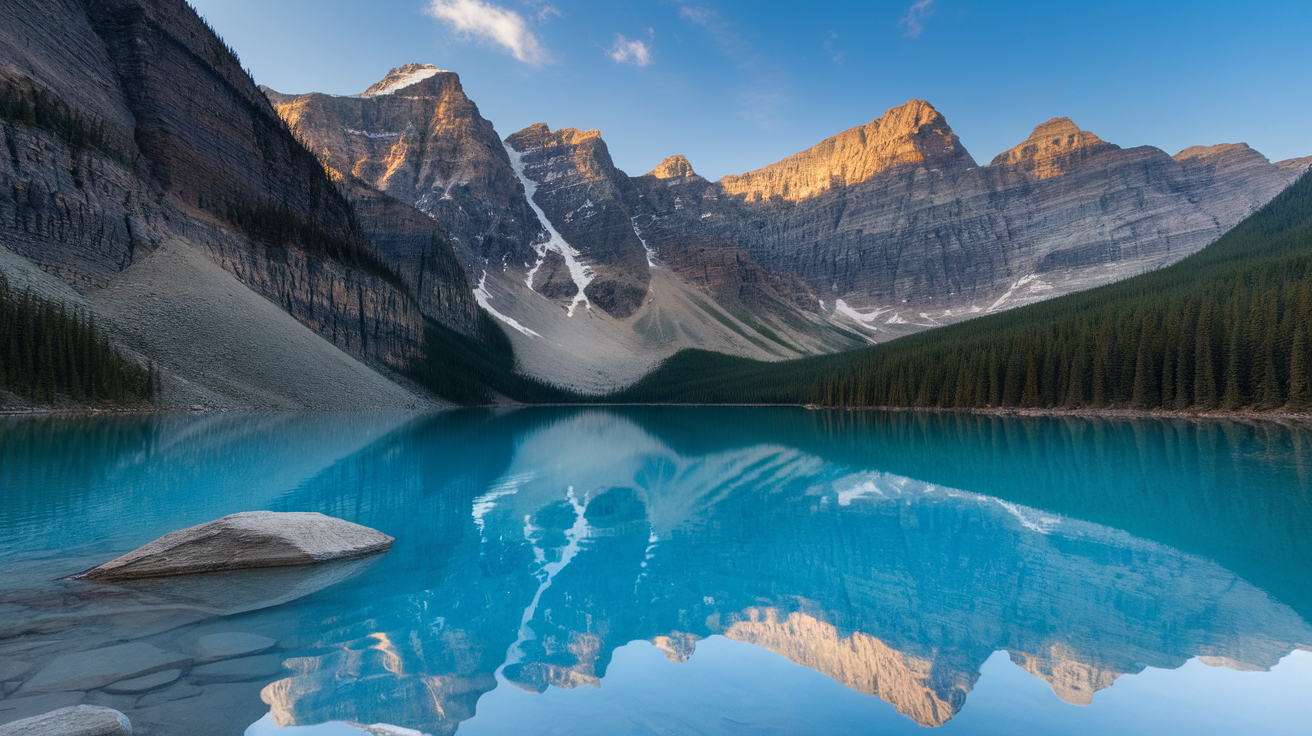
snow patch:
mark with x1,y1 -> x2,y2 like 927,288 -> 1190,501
474,271 -> 540,337
505,145 -> 594,316
361,67 -> 446,97
988,275 -> 1046,313
631,215 -> 658,267
834,299 -> 894,331
343,128 -> 402,138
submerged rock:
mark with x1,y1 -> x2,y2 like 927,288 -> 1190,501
189,655 -> 282,685
101,669 -> 182,695
196,633 -> 277,662
69,512 -> 393,582
19,642 -> 191,695
0,705 -> 132,736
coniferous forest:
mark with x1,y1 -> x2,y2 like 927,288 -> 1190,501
613,171 -> 1312,412
0,274 -> 156,405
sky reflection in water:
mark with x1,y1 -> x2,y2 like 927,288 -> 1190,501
1,408 -> 1310,735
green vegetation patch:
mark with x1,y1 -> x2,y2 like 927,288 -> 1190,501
0,274 -> 156,405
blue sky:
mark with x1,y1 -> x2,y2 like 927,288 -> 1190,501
190,0 -> 1310,180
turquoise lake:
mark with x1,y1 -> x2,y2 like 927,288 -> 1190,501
1,408 -> 1311,734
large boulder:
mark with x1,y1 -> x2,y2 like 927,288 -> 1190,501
0,706 -> 132,736
69,512 -> 393,582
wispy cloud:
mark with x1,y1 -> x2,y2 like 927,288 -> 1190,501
426,0 -> 547,64
823,31 -> 846,64
901,0 -> 936,38
673,2 -> 787,128
678,5 -> 715,27
609,33 -> 654,66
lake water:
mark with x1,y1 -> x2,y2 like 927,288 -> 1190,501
1,408 -> 1310,735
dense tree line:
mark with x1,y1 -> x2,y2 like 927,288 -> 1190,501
0,274 -> 156,404
415,313 -> 575,405
614,170 -> 1312,413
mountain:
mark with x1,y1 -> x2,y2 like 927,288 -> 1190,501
648,101 -> 1310,338
270,69 -> 862,393
5,30 -> 1310,405
263,64 -> 539,273
614,164 -> 1312,412
0,2 -> 484,410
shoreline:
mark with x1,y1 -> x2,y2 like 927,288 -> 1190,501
6,401 -> 1312,427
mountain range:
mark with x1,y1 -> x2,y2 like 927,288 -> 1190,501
1,0 -> 1308,408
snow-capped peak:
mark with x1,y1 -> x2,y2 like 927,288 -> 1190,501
358,64 -> 449,98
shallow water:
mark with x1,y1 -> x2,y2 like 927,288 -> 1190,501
1,408 -> 1310,735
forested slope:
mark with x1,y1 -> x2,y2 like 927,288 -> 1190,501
612,171 -> 1312,412
1,274 -> 154,404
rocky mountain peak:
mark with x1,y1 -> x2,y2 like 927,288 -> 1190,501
989,117 -> 1118,179
1173,142 -> 1257,162
358,63 -> 453,97
718,99 -> 975,202
648,155 -> 697,179
505,123 -> 604,151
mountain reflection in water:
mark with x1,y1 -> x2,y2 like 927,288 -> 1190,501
249,410 -> 1312,733
1,409 -> 1310,735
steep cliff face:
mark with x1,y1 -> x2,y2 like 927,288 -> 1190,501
265,64 -> 540,271
504,123 -> 650,318
0,0 -> 169,287
0,0 -> 465,408
80,0 -> 434,370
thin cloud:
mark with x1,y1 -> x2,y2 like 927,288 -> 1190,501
823,31 -> 846,64
426,0 -> 547,64
678,5 -> 715,27
674,2 -> 788,129
609,34 -> 654,66
902,0 -> 936,38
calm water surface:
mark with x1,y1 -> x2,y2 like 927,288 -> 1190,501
1,408 -> 1310,735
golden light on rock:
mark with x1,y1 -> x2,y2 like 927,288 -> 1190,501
724,608 -> 968,727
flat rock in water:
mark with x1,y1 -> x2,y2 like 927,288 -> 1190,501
19,643 -> 191,694
188,655 -> 283,685
101,669 -> 181,695
196,633 -> 276,662
0,705 -> 132,736
69,512 -> 394,581
133,684 -> 202,709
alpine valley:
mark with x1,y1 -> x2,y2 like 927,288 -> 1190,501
2,0 -> 1308,407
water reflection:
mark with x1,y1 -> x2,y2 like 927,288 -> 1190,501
1,409 -> 1310,735
254,410 -> 1312,732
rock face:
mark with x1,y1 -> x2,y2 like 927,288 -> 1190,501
0,706 -> 132,736
719,99 -> 973,202
504,124 -> 650,317
988,116 -> 1116,180
0,0 -> 473,407
71,511 -> 394,582
666,101 -> 1311,332
264,64 -> 541,272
